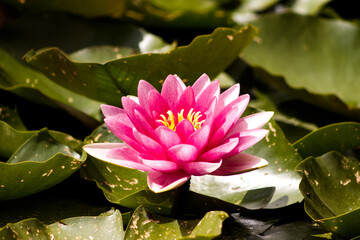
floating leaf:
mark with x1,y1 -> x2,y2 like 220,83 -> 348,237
69,46 -> 136,64
68,41 -> 174,64
125,206 -> 227,239
0,209 -> 124,240
292,0 -> 333,15
296,151 -> 360,238
25,26 -> 257,106
122,0 -> 233,28
239,0 -> 281,12
0,0 -> 234,27
191,111 -> 304,209
0,15 -> 171,122
0,14 -> 171,60
220,203 -> 328,239
0,122 -> 84,201
249,89 -> 317,143
293,122 -> 360,159
0,173 -> 113,227
241,13 -> 360,119
0,121 -> 34,159
0,105 -> 26,130
0,48 -> 103,121
48,209 -> 124,240
7,129 -> 80,163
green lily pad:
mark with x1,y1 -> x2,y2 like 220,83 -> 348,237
0,105 -> 26,131
0,209 -> 124,240
0,47 -> 103,121
220,203 -> 328,240
293,122 -> 360,159
0,14 -> 171,122
0,173 -> 114,227
69,46 -> 136,64
241,13 -> 360,119
25,26 -> 256,106
239,0 -> 281,12
296,151 -> 360,238
249,89 -> 317,143
191,115 -> 304,209
0,121 -> 34,159
7,129 -> 80,164
122,0 -> 233,28
0,14 -> 171,60
292,0 -> 333,15
68,40 -> 174,65
125,206 -> 227,239
0,0 -> 233,27
0,121 -> 84,201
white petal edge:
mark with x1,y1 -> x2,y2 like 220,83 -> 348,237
83,143 -> 153,172
147,171 -> 190,193
211,152 -> 268,176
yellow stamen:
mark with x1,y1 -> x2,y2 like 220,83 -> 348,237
187,109 -> 195,123
177,109 -> 184,122
157,108 -> 205,131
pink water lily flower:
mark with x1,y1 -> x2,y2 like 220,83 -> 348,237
84,74 -> 273,193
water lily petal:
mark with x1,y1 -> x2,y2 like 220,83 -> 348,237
211,152 -> 268,175
226,112 -> 274,137
208,94 -> 250,147
141,158 -> 180,172
101,104 -> 126,118
148,171 -> 190,193
183,159 -> 222,176
192,73 -> 211,98
186,124 -> 210,151
102,106 -> 133,127
173,74 -> 187,90
138,80 -> 158,115
168,144 -> 198,164
133,109 -> 157,139
175,86 -> 195,114
175,119 -> 195,142
195,80 -> 220,113
133,129 -> 166,159
225,129 -> 269,157
84,143 -> 126,160
202,96 -> 218,126
207,107 -> 239,148
217,83 -> 240,112
83,143 -> 153,172
122,97 -> 155,133
161,74 -> 185,111
104,117 -> 146,153
148,89 -> 171,120
198,138 -> 239,162
155,126 -> 182,148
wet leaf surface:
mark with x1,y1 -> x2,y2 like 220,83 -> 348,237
297,151 -> 360,238
0,122 -> 84,201
242,13 -> 360,119
25,27 -> 256,106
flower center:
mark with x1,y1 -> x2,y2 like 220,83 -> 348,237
158,108 -> 205,131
